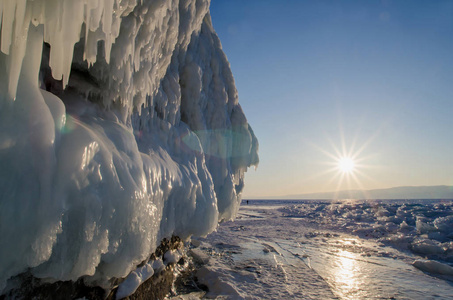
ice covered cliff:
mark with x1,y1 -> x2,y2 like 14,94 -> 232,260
0,0 -> 258,293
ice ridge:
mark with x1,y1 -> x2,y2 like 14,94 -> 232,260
0,0 -> 258,292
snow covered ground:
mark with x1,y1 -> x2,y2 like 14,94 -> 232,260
189,200 -> 453,299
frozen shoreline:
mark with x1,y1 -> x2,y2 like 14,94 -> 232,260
181,200 -> 453,299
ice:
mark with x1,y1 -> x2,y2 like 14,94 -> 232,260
413,259 -> 453,276
151,258 -> 165,273
416,216 -> 437,234
0,0 -> 258,293
410,239 -> 445,255
196,266 -> 244,298
164,249 -> 182,265
116,262 -> 154,299
116,251 -> 182,299
279,199 -> 453,261
188,200 -> 453,299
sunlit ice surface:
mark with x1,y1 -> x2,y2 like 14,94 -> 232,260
304,236 -> 448,299
334,247 -> 360,295
316,238 -> 373,299
193,200 -> 453,299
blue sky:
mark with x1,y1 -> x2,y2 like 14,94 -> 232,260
210,0 -> 453,198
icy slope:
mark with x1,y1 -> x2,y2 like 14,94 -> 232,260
0,0 -> 258,292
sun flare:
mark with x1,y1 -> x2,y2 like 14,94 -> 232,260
338,157 -> 355,174
307,126 -> 379,197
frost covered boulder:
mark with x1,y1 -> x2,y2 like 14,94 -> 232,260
0,0 -> 258,295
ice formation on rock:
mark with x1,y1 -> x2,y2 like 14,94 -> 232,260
0,0 -> 258,292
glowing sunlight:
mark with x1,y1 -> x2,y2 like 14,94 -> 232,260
305,125 -> 383,198
338,157 -> 355,174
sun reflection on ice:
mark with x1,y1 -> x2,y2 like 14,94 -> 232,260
329,239 -> 366,299
335,250 -> 359,292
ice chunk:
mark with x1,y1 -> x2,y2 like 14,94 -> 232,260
433,215 -> 453,233
116,263 -> 155,300
188,249 -> 211,265
416,216 -> 437,234
410,239 -> 445,255
413,259 -> 453,276
164,249 -> 182,265
152,259 -> 165,272
196,266 -> 244,298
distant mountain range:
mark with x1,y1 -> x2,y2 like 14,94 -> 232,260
279,185 -> 453,200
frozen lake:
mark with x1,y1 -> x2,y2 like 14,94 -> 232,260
185,200 -> 453,299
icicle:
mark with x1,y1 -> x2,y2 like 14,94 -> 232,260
102,0 -> 114,62
0,1 -> 4,33
1,1 -> 15,55
13,0 -> 26,46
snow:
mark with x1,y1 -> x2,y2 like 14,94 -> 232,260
0,0 -> 258,293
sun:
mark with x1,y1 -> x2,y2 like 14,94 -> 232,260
338,157 -> 355,174
306,123 -> 380,197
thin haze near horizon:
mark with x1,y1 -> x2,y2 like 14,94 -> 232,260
210,0 -> 453,199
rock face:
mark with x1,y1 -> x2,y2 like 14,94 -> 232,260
0,0 -> 258,296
